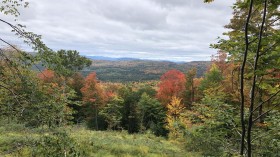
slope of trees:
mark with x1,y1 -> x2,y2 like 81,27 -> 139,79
1,0 -> 279,156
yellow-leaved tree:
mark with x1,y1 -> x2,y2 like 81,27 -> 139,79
166,96 -> 186,139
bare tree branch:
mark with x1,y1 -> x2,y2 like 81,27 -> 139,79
251,90 -> 280,113
253,103 -> 280,123
0,83 -> 22,105
259,41 -> 279,56
0,37 -> 46,77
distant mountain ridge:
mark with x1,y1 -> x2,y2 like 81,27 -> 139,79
86,56 -> 142,61
86,56 -> 188,63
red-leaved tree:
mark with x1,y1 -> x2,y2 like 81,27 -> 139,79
157,69 -> 186,105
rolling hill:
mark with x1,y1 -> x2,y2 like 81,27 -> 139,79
82,58 -> 210,82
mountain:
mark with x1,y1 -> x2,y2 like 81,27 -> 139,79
86,56 -> 190,63
86,56 -> 141,61
82,59 -> 210,82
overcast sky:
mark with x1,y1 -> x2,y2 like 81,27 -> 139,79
1,0 -> 235,62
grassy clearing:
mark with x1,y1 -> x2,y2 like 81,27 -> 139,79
0,124 -> 201,157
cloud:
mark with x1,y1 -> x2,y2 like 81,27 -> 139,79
0,0 -> 235,61
92,0 -> 169,30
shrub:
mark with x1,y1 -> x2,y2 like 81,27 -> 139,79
32,130 -> 85,157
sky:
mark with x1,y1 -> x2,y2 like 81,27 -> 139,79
0,0 -> 235,62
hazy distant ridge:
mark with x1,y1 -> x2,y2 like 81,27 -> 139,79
86,56 -> 188,63
86,56 -> 142,61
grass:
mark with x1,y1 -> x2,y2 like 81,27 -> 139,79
0,124 -> 201,157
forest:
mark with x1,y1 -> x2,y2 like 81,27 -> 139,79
0,0 -> 279,157
84,60 -> 210,82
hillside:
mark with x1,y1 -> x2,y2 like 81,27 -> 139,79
0,124 -> 200,157
82,59 -> 210,82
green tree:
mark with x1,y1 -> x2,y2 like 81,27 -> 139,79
186,99 -> 237,156
210,0 -> 280,156
199,64 -> 223,93
67,72 -> 85,123
100,96 -> 124,130
56,49 -> 92,77
118,86 -> 140,133
0,1 -> 74,127
0,59 -> 73,127
138,93 -> 167,136
185,68 -> 197,108
49,49 -> 92,125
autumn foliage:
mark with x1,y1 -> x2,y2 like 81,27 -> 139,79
38,69 -> 56,83
81,72 -> 105,104
157,69 -> 186,105
166,96 -> 186,139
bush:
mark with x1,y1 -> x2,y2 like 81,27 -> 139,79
32,130 -> 85,157
184,102 -> 239,156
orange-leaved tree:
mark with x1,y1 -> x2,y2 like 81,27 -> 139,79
81,72 -> 105,130
157,69 -> 186,105
38,69 -> 56,83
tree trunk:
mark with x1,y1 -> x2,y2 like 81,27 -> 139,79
95,105 -> 98,130
258,90 -> 264,123
240,0 -> 254,155
191,79 -> 194,105
247,1 -> 267,156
